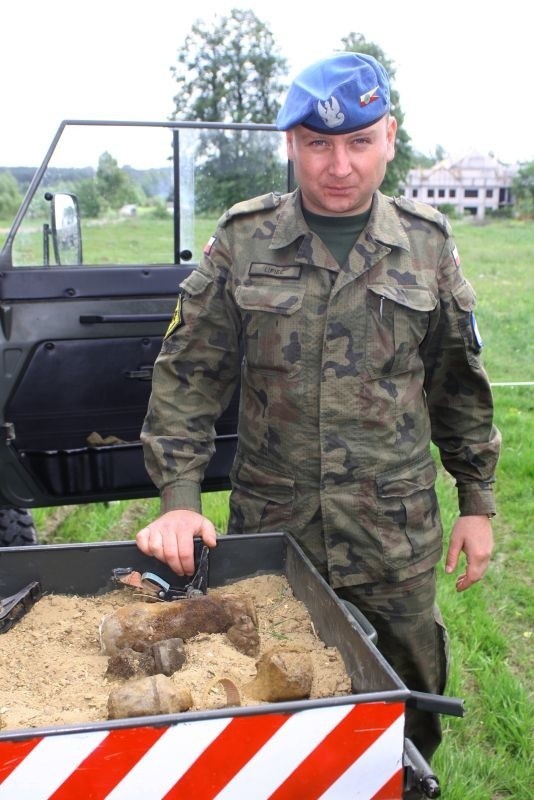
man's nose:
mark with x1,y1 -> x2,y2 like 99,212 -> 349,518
328,146 -> 352,177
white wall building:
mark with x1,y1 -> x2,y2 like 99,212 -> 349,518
402,151 -> 518,220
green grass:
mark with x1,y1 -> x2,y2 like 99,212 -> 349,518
427,220 -> 534,796
1,210 -> 220,266
452,219 -> 534,380
20,218 -> 534,797
431,386 -> 533,798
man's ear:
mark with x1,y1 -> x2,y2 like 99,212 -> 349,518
386,116 -> 397,162
285,130 -> 295,160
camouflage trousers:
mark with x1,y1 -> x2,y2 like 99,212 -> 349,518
335,568 -> 449,762
229,491 -> 449,759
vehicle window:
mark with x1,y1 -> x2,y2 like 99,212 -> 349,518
6,123 -> 288,268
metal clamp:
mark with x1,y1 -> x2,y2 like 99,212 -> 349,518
142,545 -> 209,599
0,581 -> 42,633
112,545 -> 210,601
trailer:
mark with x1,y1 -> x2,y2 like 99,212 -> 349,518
0,533 -> 455,799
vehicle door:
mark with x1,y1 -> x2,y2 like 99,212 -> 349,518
0,120 -> 288,509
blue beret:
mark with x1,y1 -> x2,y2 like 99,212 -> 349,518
276,52 -> 390,134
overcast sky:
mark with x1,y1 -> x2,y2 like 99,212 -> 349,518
2,0 -> 531,167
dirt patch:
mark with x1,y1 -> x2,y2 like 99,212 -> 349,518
0,575 -> 351,732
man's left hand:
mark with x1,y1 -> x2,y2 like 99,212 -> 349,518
445,515 -> 494,592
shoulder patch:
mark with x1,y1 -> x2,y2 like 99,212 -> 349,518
164,293 -> 183,339
394,196 -> 452,236
217,192 -> 283,228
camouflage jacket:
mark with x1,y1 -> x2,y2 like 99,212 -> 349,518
142,189 -> 501,587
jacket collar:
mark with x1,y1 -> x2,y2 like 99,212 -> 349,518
270,189 -> 309,250
365,191 -> 410,252
270,189 -> 410,253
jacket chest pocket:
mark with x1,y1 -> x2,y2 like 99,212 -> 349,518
365,284 -> 437,378
235,284 -> 304,375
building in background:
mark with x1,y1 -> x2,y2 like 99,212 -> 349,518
402,151 -> 518,220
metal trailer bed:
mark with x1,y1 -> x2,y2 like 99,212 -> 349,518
0,533 -> 453,799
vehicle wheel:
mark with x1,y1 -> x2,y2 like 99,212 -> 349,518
0,508 -> 38,546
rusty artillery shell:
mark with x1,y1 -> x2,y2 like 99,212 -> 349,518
247,647 -> 313,702
106,647 -> 155,678
150,638 -> 186,676
100,593 -> 258,656
107,674 -> 192,719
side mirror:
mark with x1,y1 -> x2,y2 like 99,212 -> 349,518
50,193 -> 83,265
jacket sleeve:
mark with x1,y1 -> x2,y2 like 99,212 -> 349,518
141,232 -> 241,514
422,234 -> 501,516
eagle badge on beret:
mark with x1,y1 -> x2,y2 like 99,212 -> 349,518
317,96 -> 345,128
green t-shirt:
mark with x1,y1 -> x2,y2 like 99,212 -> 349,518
303,207 -> 371,267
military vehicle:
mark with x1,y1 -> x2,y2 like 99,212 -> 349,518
0,119 -> 291,544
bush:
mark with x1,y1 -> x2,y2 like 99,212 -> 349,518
437,203 -> 459,219
0,171 -> 23,217
486,206 -> 515,219
150,199 -> 170,219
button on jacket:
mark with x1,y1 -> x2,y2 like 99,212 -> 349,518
141,189 -> 501,587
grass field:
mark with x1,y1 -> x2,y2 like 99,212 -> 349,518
19,217 -> 534,797
0,208 -> 217,266
428,219 -> 533,798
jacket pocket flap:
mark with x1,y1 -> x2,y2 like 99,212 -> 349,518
452,280 -> 477,312
377,456 -> 437,498
235,285 -> 303,315
368,284 -> 438,312
232,460 -> 294,503
179,270 -> 213,296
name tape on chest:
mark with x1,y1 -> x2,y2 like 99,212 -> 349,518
249,263 -> 302,280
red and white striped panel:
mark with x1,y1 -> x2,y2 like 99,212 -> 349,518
0,701 -> 404,799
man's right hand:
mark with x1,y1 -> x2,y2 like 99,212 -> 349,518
135,510 -> 217,576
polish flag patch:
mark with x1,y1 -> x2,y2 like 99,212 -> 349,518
203,236 -> 217,255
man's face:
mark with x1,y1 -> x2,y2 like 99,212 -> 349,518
285,116 -> 397,216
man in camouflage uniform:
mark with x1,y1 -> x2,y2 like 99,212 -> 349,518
138,53 -> 501,760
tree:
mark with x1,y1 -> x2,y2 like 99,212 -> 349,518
75,178 -> 103,218
170,8 -> 287,124
411,145 -> 448,169
194,129 -> 286,214
96,152 -> 138,211
170,9 -> 288,212
0,171 -> 23,217
340,33 -> 413,195
512,161 -> 534,218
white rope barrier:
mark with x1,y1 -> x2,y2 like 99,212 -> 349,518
490,382 -> 534,387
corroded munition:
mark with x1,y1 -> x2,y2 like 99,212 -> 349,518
108,674 -> 192,719
100,593 -> 259,656
106,647 -> 155,678
151,638 -> 187,675
247,647 -> 313,702
105,638 -> 187,678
